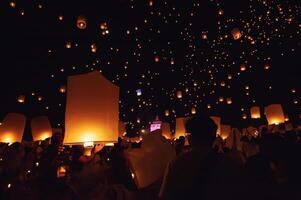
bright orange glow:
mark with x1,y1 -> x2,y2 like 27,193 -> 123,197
250,106 -> 261,119
176,91 -> 183,99
77,16 -> 87,29
175,117 -> 188,139
264,104 -> 285,125
17,95 -> 25,103
31,116 -> 53,141
231,28 -> 242,40
64,71 -> 119,145
0,113 -> 26,143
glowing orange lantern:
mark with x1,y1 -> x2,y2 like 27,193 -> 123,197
66,42 -> 72,49
191,107 -> 197,114
164,110 -> 170,117
176,91 -> 183,99
31,116 -> 53,141
154,56 -> 160,63
64,71 -> 119,146
201,32 -> 208,40
59,85 -> 66,93
175,117 -> 188,139
242,113 -> 247,119
0,113 -> 26,144
231,28 -> 242,40
240,64 -> 247,71
250,106 -> 261,119
226,97 -> 232,105
77,15 -> 87,29
264,104 -> 285,125
91,43 -> 97,53
17,95 -> 25,103
220,125 -> 231,140
10,1 -> 16,8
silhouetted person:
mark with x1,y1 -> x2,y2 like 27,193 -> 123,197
175,136 -> 185,155
160,114 -> 241,200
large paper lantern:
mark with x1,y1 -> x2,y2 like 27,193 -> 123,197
0,113 -> 26,144
125,131 -> 176,189
264,104 -> 285,125
31,116 -> 53,141
161,122 -> 173,140
210,116 -> 221,135
64,71 -> 119,145
250,106 -> 261,119
175,117 -> 188,139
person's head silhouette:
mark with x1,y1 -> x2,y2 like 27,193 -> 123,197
185,114 -> 217,147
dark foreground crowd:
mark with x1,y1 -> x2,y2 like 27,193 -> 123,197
1,115 -> 301,200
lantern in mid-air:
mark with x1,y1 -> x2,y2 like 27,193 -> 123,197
77,15 -> 87,29
17,95 -> 25,103
231,28 -> 242,40
176,91 -> 183,99
250,106 -> 261,119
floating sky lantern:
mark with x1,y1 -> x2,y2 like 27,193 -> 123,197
91,43 -> 97,53
10,1 -> 16,8
264,104 -> 285,125
264,64 -> 270,70
250,106 -> 261,119
59,85 -> 66,93
240,64 -> 247,71
164,110 -> 170,117
77,15 -> 87,29
154,55 -> 160,63
66,42 -> 72,49
64,71 -> 119,146
231,28 -> 242,40
218,9 -> 224,15
201,32 -> 208,40
136,89 -> 142,96
226,97 -> 232,105
17,95 -> 25,103
191,107 -> 197,114
0,113 -> 26,144
31,116 -> 53,141
176,90 -> 183,99
242,113 -> 247,119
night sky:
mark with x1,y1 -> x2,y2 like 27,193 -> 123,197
1,0 -> 300,132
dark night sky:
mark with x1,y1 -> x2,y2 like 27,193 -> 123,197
0,0 -> 300,131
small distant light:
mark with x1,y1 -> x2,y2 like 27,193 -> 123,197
27,170 -> 31,174
131,172 -> 135,179
35,162 -> 39,167
7,183 -> 11,188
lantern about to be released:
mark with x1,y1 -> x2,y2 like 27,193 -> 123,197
64,71 -> 119,146
31,116 -> 53,141
264,104 -> 285,125
77,15 -> 87,29
0,113 -> 26,144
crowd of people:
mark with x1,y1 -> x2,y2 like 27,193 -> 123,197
1,115 -> 301,200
